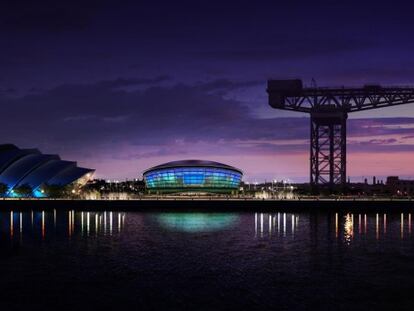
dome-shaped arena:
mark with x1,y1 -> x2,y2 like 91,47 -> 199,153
143,160 -> 243,194
0,144 -> 94,197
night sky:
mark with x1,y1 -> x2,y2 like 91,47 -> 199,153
2,0 -> 414,182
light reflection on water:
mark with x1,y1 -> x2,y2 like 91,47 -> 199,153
344,213 -> 353,244
1,210 -> 414,244
255,212 -> 300,238
155,213 -> 239,232
253,212 -> 414,244
2,209 -> 414,311
3,210 -> 127,240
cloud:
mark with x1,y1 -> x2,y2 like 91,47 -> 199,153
2,77 -> 414,170
0,77 -> 310,167
358,138 -> 398,145
0,88 -> 16,95
195,37 -> 374,62
349,118 -> 414,137
197,79 -> 263,92
96,76 -> 171,89
0,0 -> 107,32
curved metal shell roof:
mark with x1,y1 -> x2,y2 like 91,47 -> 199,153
0,144 -> 94,197
143,159 -> 243,175
15,160 -> 76,190
48,167 -> 93,186
0,154 -> 59,189
0,148 -> 41,173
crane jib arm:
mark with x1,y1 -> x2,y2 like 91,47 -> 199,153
267,79 -> 414,113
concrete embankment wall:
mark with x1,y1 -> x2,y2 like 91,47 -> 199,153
0,199 -> 414,212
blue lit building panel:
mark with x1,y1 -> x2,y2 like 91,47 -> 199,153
143,160 -> 243,194
0,148 -> 41,173
16,160 -> 76,191
0,154 -> 59,191
0,144 -> 94,197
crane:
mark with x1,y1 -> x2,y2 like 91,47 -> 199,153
267,79 -> 414,191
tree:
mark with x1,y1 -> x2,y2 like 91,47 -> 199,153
41,184 -> 69,198
13,184 -> 33,198
0,183 -> 8,198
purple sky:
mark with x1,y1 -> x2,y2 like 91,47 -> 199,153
2,0 -> 414,182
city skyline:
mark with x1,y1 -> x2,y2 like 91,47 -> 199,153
2,1 -> 414,182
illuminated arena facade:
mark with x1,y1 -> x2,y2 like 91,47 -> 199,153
0,144 -> 94,197
143,160 -> 243,194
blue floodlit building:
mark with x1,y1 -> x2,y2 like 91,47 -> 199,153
0,144 -> 94,197
143,160 -> 243,194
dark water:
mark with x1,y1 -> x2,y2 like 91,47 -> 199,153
1,209 -> 414,310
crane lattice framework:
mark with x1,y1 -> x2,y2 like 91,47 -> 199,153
267,80 -> 414,191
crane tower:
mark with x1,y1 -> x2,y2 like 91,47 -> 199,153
267,79 -> 414,191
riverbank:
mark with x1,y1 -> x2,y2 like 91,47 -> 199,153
1,198 -> 414,212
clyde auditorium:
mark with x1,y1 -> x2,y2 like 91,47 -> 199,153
0,144 -> 94,197
143,160 -> 243,194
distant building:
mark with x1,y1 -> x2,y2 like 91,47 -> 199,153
386,176 -> 414,195
84,178 -> 146,197
0,144 -> 94,197
143,160 -> 242,194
